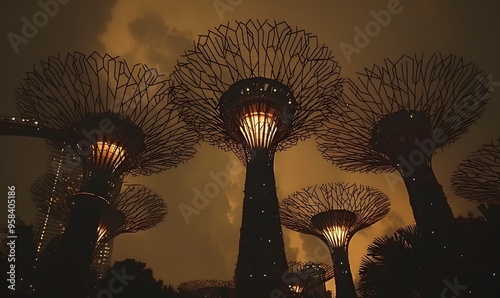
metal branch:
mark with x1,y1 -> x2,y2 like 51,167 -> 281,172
280,182 -> 390,248
451,137 -> 500,203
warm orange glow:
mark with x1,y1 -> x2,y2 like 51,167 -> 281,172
96,224 -> 108,244
92,141 -> 126,169
322,226 -> 349,248
96,141 -> 125,159
239,111 -> 277,148
289,284 -> 303,293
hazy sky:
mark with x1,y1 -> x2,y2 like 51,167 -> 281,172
1,0 -> 499,293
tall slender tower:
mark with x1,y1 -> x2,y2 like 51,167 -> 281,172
33,146 -> 68,257
170,20 -> 342,297
16,52 -> 198,297
280,182 -> 390,298
32,144 -> 118,278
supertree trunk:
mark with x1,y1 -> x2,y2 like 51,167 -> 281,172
235,149 -> 289,297
330,247 -> 357,298
401,161 -> 461,296
401,160 -> 456,238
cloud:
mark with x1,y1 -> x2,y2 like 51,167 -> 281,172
1,1 -> 500,294
122,12 -> 193,73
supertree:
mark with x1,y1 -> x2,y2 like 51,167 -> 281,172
316,53 -> 491,252
0,219 -> 38,297
285,261 -> 334,298
30,170 -> 167,294
451,137 -> 500,204
169,19 -> 342,297
177,280 -> 235,298
0,115 -> 67,139
280,182 -> 390,298
15,51 -> 198,297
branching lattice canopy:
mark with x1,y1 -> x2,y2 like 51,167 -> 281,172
16,51 -> 198,177
280,182 -> 390,248
169,19 -> 342,161
317,53 -> 491,173
452,138 -> 500,203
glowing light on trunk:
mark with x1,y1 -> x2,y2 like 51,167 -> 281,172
289,284 -> 303,293
92,141 -> 126,170
311,209 -> 357,248
321,225 -> 350,248
239,110 -> 278,149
